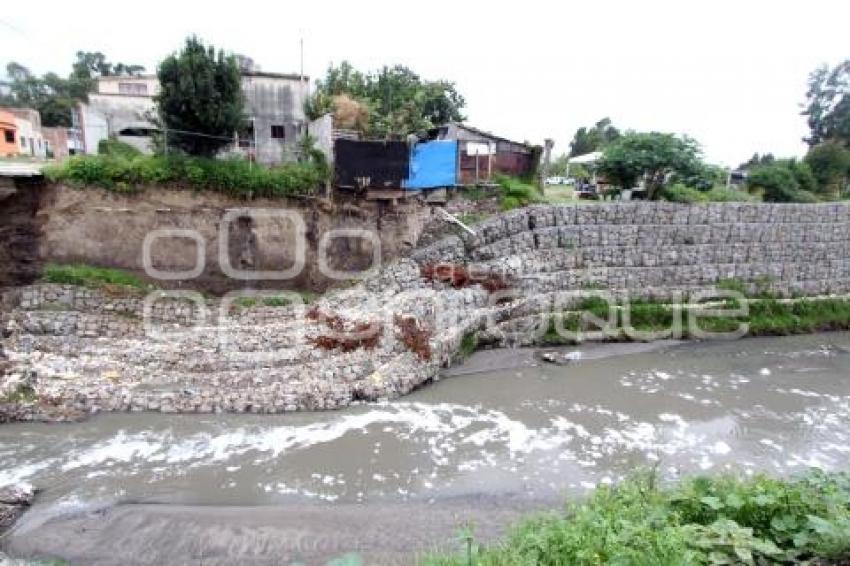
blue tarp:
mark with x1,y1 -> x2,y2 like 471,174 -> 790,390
404,140 -> 457,190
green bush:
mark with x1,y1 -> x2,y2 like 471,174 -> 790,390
427,471 -> 850,565
662,184 -> 757,203
703,186 -> 757,202
494,175 -> 543,210
97,138 -> 142,158
805,142 -> 850,198
747,161 -> 820,203
661,183 -> 708,203
44,154 -> 328,198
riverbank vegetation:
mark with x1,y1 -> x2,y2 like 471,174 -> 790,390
43,153 -> 329,197
540,294 -> 850,345
427,470 -> 850,565
42,263 -> 150,291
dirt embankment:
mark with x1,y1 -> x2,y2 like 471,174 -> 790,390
37,185 -> 438,294
0,178 -> 45,289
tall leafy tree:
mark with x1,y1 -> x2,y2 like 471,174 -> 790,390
155,36 -> 244,156
596,132 -> 702,199
568,117 -> 621,157
805,141 -> 850,197
1,63 -> 77,127
306,61 -> 465,137
802,59 -> 850,147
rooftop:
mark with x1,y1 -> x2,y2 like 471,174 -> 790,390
441,122 -> 535,148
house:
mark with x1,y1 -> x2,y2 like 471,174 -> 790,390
76,75 -> 160,154
42,127 -> 84,159
0,110 -> 17,157
76,72 -> 311,165
1,108 -> 46,158
235,71 -> 311,165
429,122 -> 538,184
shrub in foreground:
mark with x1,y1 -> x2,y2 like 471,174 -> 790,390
427,470 -> 850,565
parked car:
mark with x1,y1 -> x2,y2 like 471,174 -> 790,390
545,176 -> 567,185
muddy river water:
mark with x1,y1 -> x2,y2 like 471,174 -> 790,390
2,333 -> 850,565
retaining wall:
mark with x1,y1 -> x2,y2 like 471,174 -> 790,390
410,202 -> 850,297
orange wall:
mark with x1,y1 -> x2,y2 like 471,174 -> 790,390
0,110 -> 19,156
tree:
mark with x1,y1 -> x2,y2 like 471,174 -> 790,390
1,52 -> 145,127
671,162 -> 728,191
1,62 -> 77,127
155,36 -> 244,156
568,117 -> 620,157
738,152 -> 775,170
746,160 -> 818,202
595,132 -> 702,199
805,141 -> 850,197
305,61 -> 465,137
802,59 -> 850,147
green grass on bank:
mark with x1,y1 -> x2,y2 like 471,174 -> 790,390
542,184 -> 575,204
540,295 -> 850,345
42,263 -> 150,291
426,470 -> 850,565
232,292 -> 317,309
43,154 -> 328,198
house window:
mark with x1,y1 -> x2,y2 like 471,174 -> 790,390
118,82 -> 148,95
20,137 -> 26,148
270,125 -> 285,139
3,130 -> 13,144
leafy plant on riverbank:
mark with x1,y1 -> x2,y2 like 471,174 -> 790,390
458,331 -> 479,360
426,470 -> 850,565
44,154 -> 328,198
42,263 -> 150,292
0,383 -> 37,404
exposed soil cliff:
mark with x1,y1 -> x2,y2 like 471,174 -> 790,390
37,185 -> 434,293
0,177 -> 45,289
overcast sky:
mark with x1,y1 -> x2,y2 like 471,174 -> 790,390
2,0 -> 847,166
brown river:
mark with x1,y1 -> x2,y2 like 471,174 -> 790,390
2,333 -> 850,565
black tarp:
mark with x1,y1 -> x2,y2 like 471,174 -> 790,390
334,140 -> 410,189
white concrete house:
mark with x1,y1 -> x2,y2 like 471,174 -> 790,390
77,72 -> 313,165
